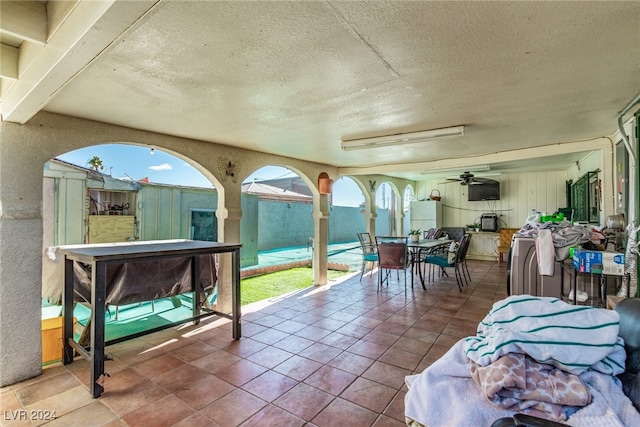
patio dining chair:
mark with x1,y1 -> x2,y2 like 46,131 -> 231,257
376,238 -> 409,292
357,232 -> 378,280
423,233 -> 471,292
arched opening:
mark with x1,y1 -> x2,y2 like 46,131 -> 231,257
47,144 -> 217,246
403,184 -> 417,236
41,144 -> 221,362
375,181 -> 399,236
241,165 -> 314,272
327,176 -> 368,271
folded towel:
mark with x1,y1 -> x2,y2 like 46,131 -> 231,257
463,295 -> 625,375
536,229 -> 555,276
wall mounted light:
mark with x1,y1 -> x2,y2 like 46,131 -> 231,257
341,126 -> 464,151
318,172 -> 333,194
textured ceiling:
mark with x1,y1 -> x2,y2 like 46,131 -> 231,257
1,1 -> 639,180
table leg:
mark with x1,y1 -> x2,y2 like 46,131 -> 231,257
63,258 -> 75,364
192,255 -> 201,325
232,248 -> 241,340
91,261 -> 106,398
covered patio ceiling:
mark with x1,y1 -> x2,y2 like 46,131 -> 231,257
1,1 -> 638,181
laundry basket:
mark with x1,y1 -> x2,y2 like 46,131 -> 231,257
430,189 -> 441,201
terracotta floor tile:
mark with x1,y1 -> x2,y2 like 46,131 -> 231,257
151,364 -> 209,393
346,340 -> 388,359
362,361 -> 411,390
245,346 -> 293,369
190,350 -> 242,374
372,414 -> 407,426
391,336 -> 432,356
293,325 -> 332,341
200,389 -> 267,427
249,328 -> 291,345
401,327 -> 440,344
122,394 -> 194,427
349,316 -> 383,329
101,379 -> 168,417
24,385 -> 94,421
271,334 -> 315,353
340,377 -> 397,413
239,403 -> 305,427
249,314 -> 287,328
169,340 -> 219,362
317,331 -> 359,350
373,320 -> 412,336
273,383 -> 334,421
0,387 -> 22,411
114,344 -> 167,366
4,260 -> 508,427
236,322 -> 267,337
311,317 -> 347,332
13,372 -> 82,406
272,319 -> 308,334
41,401 -> 117,427
173,374 -> 235,409
290,313 -> 325,325
433,333 -> 460,349
172,412 -> 221,427
327,351 -> 375,376
362,330 -> 400,347
378,347 -> 422,371
241,370 -> 298,402
335,322 -> 373,339
298,342 -> 343,364
214,359 -> 268,387
383,390 -> 406,422
219,338 -> 267,358
132,353 -> 185,378
273,355 -> 323,381
303,365 -> 356,395
327,311 -> 359,323
311,397 -> 378,427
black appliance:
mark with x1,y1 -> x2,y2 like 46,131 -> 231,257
480,213 -> 498,232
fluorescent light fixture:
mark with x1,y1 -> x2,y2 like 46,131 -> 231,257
419,164 -> 491,175
341,126 -> 464,151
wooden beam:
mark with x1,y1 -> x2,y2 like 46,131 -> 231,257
0,43 -> 18,80
0,1 -> 47,45
1,0 -> 161,124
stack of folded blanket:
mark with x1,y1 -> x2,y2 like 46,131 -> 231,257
405,295 -> 640,427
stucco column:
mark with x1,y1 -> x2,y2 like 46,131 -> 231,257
312,195 -> 329,286
215,184 -> 242,314
0,122 -> 45,386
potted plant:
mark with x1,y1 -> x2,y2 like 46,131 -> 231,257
474,223 -> 481,232
466,224 -> 475,231
409,229 -> 421,242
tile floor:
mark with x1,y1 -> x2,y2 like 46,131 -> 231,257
1,260 -> 508,427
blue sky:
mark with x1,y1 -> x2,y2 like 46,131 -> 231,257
56,144 -> 368,207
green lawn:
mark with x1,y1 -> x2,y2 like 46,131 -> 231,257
241,267 -> 349,306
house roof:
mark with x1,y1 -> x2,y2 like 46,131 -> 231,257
242,182 -> 313,202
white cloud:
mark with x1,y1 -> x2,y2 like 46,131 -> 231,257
149,163 -> 172,171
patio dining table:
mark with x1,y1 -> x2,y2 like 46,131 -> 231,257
407,239 -> 453,290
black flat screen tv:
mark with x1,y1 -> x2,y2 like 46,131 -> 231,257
468,182 -> 500,201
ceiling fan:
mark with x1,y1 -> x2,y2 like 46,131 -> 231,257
443,171 -> 499,186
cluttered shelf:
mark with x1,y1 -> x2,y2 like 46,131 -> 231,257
509,210 -> 637,306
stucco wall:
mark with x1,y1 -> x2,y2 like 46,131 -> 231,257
0,112 -> 409,387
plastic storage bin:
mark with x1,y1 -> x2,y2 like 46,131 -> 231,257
41,316 -> 76,364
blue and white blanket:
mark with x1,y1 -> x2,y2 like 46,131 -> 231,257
463,295 -> 625,375
404,295 -> 639,427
